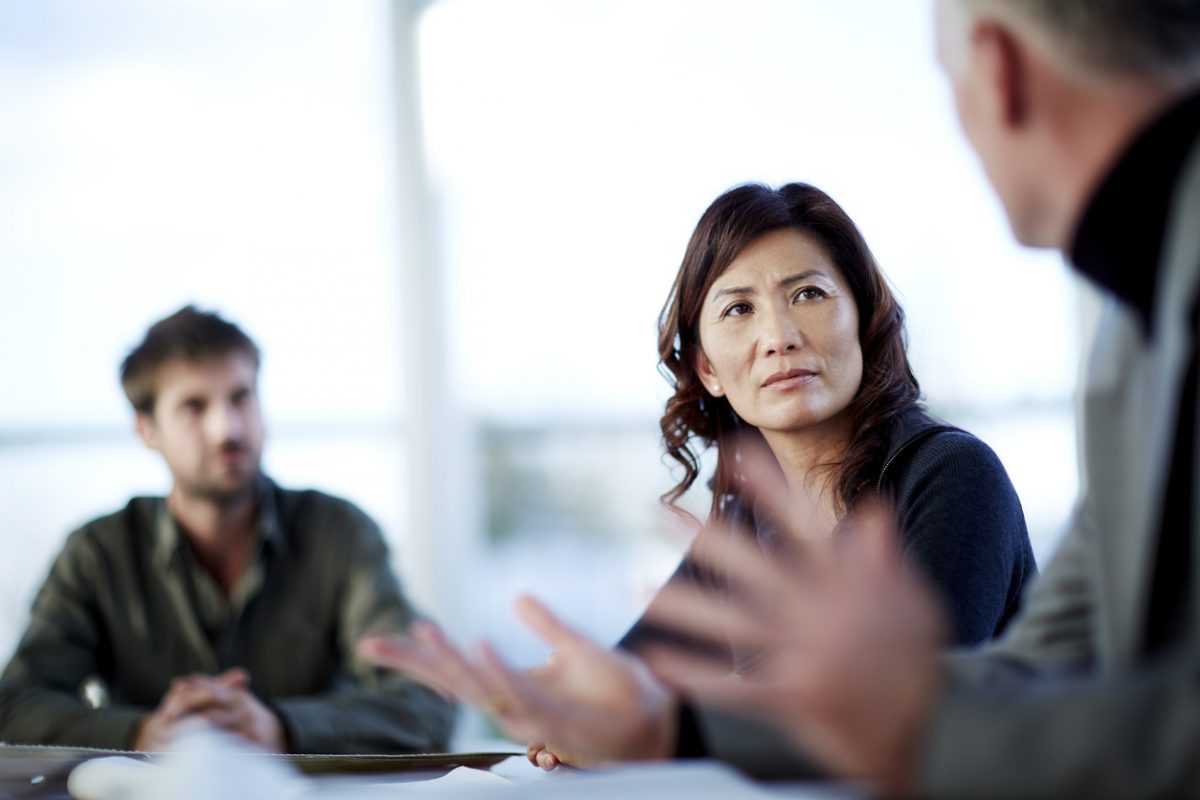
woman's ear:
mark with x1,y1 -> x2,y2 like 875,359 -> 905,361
694,350 -> 725,397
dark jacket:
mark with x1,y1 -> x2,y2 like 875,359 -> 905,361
0,478 -> 455,754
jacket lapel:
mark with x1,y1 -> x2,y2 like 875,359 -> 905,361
1091,140 -> 1200,664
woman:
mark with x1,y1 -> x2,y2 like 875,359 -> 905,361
362,182 -> 1036,768
621,181 -> 1035,665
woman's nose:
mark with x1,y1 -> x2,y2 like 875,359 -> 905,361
760,308 -> 804,356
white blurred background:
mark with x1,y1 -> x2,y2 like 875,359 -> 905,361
0,0 -> 1085,738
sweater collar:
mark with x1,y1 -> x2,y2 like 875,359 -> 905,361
1070,92 -> 1200,334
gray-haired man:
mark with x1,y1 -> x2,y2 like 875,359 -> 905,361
685,2 -> 1200,796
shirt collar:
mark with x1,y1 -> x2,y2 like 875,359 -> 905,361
152,474 -> 286,568
1069,91 -> 1200,334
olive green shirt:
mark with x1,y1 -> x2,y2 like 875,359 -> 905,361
0,478 -> 454,753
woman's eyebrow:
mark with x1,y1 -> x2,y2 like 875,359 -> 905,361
711,284 -> 754,302
711,270 -> 832,302
780,269 -> 828,287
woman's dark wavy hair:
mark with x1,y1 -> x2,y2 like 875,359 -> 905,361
658,182 -> 921,522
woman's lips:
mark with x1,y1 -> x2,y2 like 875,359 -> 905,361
762,368 -> 817,389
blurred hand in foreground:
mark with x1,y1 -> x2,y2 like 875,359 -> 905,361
640,440 -> 948,794
359,596 -> 679,767
522,651 -> 609,771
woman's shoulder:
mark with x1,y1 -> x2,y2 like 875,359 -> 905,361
880,410 -> 1014,496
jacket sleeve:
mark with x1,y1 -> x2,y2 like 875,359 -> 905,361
684,702 -> 826,781
270,514 -> 456,754
911,502 -> 1191,799
0,530 -> 145,748
920,645 -> 1200,799
890,431 -> 1037,647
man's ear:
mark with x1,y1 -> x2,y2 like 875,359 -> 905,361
694,350 -> 725,398
135,411 -> 159,451
971,20 -> 1028,129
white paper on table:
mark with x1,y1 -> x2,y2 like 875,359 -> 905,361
323,765 -> 512,797
67,730 -> 516,800
483,760 -> 862,800
67,728 -> 308,800
67,731 -> 855,800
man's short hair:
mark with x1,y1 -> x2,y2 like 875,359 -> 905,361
120,305 -> 261,415
960,0 -> 1200,79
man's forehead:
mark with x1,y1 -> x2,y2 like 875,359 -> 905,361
155,353 -> 258,396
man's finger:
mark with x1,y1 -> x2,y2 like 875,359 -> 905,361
161,680 -> 231,722
471,641 -> 555,745
358,635 -> 423,671
687,520 -> 795,605
642,582 -> 779,652
839,500 -> 901,577
198,704 -> 243,732
216,667 -> 251,690
641,644 -> 796,721
734,434 -> 834,548
641,643 -> 743,691
732,434 -> 794,517
358,635 -> 477,702
514,595 -> 596,653
411,623 -> 504,709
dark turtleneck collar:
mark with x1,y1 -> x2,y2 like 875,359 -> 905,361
1070,91 -> 1200,333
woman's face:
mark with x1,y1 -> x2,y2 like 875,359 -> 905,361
695,227 -> 863,439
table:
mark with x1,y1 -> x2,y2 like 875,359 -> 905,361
1,736 -> 862,799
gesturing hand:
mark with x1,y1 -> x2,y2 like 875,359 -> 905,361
359,597 -> 679,767
640,440 -> 947,795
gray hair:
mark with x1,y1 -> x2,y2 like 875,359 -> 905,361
958,0 -> 1200,80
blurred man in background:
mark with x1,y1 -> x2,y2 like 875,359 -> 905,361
0,305 -> 453,754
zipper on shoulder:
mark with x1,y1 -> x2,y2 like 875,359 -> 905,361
875,426 -> 957,492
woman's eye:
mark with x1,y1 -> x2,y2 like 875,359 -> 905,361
794,287 -> 828,302
723,302 -> 753,318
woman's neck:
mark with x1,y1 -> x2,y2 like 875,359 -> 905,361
759,418 -> 851,540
